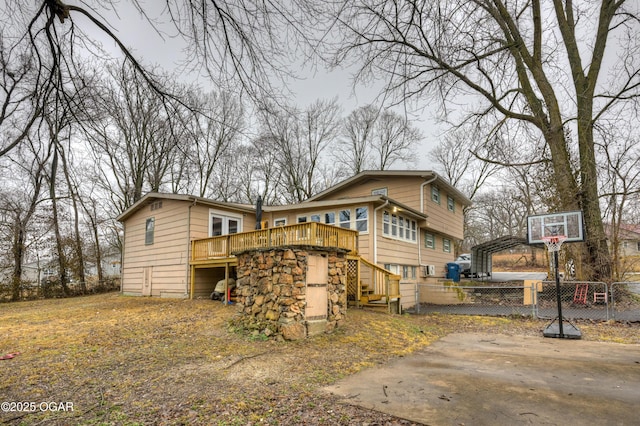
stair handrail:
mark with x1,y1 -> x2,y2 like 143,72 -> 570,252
358,256 -> 401,312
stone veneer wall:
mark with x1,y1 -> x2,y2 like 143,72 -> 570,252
234,248 -> 348,340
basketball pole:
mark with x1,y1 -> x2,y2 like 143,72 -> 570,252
553,248 -> 564,337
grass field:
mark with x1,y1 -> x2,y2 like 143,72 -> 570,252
1,293 -> 638,425
492,251 -> 548,271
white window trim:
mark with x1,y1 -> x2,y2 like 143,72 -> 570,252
208,209 -> 243,237
382,209 -> 417,243
274,218 -> 287,227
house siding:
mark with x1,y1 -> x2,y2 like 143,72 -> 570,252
121,199 -> 191,297
122,198 -> 257,297
424,182 -> 464,240
317,176 -> 422,209
309,175 -> 464,242
120,171 -> 469,309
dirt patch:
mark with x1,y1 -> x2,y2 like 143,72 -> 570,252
1,293 -> 638,425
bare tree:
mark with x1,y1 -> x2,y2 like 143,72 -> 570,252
321,1 -> 640,280
371,110 -> 421,170
259,99 -> 342,203
0,137 -> 50,300
337,105 -> 378,174
599,127 -> 640,280
429,126 -> 501,200
181,90 -> 246,198
87,64 -> 181,212
1,1 -> 312,158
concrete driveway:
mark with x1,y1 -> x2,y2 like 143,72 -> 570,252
324,333 -> 640,425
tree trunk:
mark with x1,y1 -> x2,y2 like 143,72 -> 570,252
10,225 -> 25,301
49,149 -> 70,296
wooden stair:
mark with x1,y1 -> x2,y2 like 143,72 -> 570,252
360,283 -> 383,304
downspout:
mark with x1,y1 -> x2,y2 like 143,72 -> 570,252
373,199 -> 390,264
120,223 -> 125,294
187,199 -> 197,298
419,175 -> 438,267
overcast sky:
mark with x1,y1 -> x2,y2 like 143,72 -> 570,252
78,3 -> 441,170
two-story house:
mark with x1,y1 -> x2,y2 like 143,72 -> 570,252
117,170 -> 471,310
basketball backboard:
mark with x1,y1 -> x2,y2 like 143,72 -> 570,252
526,211 -> 584,244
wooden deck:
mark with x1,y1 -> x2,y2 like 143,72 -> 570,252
191,222 -> 359,264
190,222 -> 400,313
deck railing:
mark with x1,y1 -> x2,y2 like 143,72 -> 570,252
191,222 -> 359,262
359,256 -> 401,309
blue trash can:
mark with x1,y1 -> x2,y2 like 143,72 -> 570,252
446,262 -> 461,282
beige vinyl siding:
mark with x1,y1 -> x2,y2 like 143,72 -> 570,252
192,267 -> 229,299
425,183 -> 464,240
189,205 -> 211,239
313,176 -> 463,242
376,236 -> 419,265
400,282 -> 416,310
121,199 -> 191,296
420,237 -> 456,278
319,176 -> 424,211
187,204 -> 256,239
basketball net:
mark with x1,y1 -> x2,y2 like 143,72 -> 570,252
541,235 -> 567,253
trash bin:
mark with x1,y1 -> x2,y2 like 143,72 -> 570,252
446,262 -> 461,282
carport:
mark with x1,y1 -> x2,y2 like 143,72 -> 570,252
470,236 -> 529,277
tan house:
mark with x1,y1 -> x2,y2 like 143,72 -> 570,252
117,170 -> 471,310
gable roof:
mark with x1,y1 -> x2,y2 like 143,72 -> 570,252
305,170 -> 472,205
265,195 -> 427,220
116,193 -> 255,223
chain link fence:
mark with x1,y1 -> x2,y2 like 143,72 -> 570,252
413,281 -> 640,322
611,282 -> 640,321
0,278 -> 121,302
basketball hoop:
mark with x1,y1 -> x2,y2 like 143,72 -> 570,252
541,235 -> 567,253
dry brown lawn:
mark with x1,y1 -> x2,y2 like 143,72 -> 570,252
1,293 -> 638,425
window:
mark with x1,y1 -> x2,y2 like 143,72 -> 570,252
447,196 -> 455,212
325,212 -> 335,225
339,209 -> 351,228
402,266 -> 417,280
391,214 -> 397,237
211,216 -> 222,236
274,218 -> 286,227
383,211 -> 390,234
145,217 -> 155,245
384,264 -> 399,275
382,210 -> 417,242
310,214 -> 321,222
443,238 -> 451,253
637,242 -> 640,251
425,232 -> 435,249
371,187 -> 388,196
297,216 -> 307,223
431,186 -> 440,203
355,207 -> 368,232
150,201 -> 163,211
209,211 -> 242,236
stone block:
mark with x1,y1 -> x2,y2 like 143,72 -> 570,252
281,322 -> 306,340
306,320 -> 327,337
